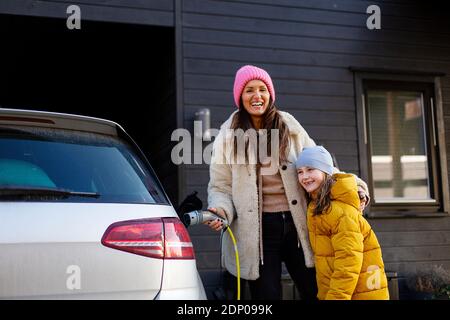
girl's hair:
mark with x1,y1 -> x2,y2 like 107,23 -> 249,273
230,100 -> 290,164
310,173 -> 335,216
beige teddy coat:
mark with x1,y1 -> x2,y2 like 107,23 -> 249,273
207,110 -> 317,280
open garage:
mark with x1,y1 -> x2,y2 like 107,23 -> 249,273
0,13 -> 178,203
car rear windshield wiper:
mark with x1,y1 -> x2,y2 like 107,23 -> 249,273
0,186 -> 100,198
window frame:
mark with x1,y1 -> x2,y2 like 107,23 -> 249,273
352,70 -> 449,218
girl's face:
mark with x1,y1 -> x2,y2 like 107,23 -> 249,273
241,80 -> 271,117
297,166 -> 326,196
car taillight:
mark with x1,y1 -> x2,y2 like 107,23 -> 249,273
101,217 -> 195,259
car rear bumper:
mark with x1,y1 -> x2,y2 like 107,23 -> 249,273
156,260 -> 207,300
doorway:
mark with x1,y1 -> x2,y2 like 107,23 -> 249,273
0,14 -> 178,203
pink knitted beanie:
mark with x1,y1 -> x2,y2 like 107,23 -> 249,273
233,65 -> 275,108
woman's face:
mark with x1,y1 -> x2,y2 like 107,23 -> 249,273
297,166 -> 326,196
241,80 -> 271,118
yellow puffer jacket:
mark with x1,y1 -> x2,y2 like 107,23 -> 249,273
307,173 -> 389,300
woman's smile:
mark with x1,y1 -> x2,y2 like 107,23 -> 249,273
250,100 -> 264,111
241,79 -> 270,116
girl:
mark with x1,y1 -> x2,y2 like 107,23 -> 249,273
296,145 -> 389,300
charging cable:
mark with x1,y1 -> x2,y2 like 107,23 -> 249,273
223,226 -> 240,300
183,210 -> 241,300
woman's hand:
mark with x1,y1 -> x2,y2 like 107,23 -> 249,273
203,207 -> 226,231
357,186 -> 370,211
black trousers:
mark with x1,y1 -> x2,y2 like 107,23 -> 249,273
247,212 -> 317,300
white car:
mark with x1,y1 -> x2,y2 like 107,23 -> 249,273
0,108 -> 206,300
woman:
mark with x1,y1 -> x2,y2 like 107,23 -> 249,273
206,65 -> 367,300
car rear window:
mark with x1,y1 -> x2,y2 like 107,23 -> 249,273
0,125 -> 169,204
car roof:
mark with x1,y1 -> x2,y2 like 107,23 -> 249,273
0,108 -> 123,136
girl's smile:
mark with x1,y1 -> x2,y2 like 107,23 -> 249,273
297,166 -> 325,196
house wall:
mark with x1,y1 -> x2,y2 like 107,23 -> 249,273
0,0 -> 174,26
178,0 -> 450,297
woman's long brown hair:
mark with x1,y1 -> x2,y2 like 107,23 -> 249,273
311,174 -> 335,216
230,100 -> 290,164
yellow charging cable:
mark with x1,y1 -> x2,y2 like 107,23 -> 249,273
225,226 -> 240,300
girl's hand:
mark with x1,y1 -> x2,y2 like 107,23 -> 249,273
203,207 -> 226,231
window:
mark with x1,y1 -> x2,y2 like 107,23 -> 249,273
0,125 -> 169,204
353,71 -> 449,217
